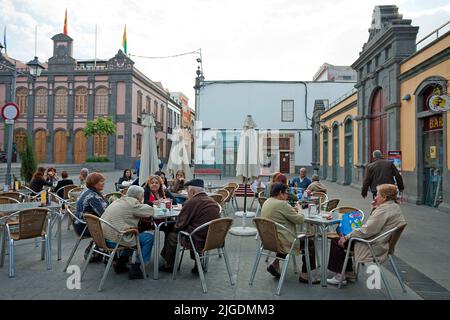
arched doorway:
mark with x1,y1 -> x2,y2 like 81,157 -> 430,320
34,130 -> 46,163
73,130 -> 87,164
370,88 -> 387,159
344,118 -> 353,185
53,130 -> 67,163
332,123 -> 339,181
14,129 -> 27,154
322,128 -> 328,179
419,84 -> 444,207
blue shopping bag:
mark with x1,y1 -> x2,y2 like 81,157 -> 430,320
336,211 -> 363,236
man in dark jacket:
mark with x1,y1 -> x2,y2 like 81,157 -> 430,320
54,171 -> 74,198
159,179 -> 220,274
361,150 -> 404,199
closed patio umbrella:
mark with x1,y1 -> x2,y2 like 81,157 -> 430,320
139,114 -> 159,186
167,127 -> 192,179
230,115 -> 259,236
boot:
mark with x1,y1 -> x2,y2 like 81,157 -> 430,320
128,263 -> 144,280
113,256 -> 129,274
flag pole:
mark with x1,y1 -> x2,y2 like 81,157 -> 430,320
35,25 -> 37,57
94,24 -> 97,69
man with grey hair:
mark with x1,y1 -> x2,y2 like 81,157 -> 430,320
362,150 -> 404,199
290,167 -> 312,191
101,185 -> 154,279
159,179 -> 220,275
79,168 -> 89,186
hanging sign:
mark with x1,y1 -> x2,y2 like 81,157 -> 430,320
388,150 -> 402,175
430,146 -> 437,159
428,94 -> 450,112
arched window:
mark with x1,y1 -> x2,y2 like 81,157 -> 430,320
95,87 -> 109,115
137,91 -> 143,124
35,88 -> 48,115
14,130 -> 27,153
16,87 -> 28,115
94,134 -> 108,157
146,96 -> 151,114
75,87 -> 88,114
55,88 -> 68,115
322,128 -> 328,179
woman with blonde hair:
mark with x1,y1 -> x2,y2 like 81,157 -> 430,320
143,175 -> 175,207
327,183 -> 406,285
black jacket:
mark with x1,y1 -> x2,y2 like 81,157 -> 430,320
54,179 -> 75,198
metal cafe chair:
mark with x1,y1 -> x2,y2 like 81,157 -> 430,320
338,223 -> 407,300
172,217 -> 235,294
81,214 -> 147,291
250,217 -> 312,295
0,208 -> 51,277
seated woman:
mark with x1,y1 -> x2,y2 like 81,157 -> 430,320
155,170 -> 169,189
29,168 -> 53,193
75,172 -> 109,262
306,174 -> 327,194
327,184 -> 406,285
118,169 -> 134,188
54,171 -> 74,198
263,172 -> 281,197
169,170 -> 186,193
45,167 -> 59,188
261,183 -> 319,284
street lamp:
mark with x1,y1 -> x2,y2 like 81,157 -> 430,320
0,47 -> 45,189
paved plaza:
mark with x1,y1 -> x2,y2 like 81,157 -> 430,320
0,170 -> 449,300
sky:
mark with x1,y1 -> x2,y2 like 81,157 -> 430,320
0,0 -> 449,107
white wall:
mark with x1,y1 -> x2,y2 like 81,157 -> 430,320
198,81 -> 355,166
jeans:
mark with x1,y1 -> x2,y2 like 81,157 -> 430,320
106,232 -> 154,263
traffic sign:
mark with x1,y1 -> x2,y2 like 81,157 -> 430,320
1,102 -> 20,120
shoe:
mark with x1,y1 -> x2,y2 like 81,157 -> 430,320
327,276 -> 347,286
267,265 -> 281,278
191,265 -> 206,275
158,265 -> 173,273
345,273 -> 356,282
299,276 -> 320,284
128,264 -> 144,280
113,257 -> 129,274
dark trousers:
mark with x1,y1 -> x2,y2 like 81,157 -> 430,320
327,238 -> 354,273
275,238 -> 316,273
161,231 -> 178,267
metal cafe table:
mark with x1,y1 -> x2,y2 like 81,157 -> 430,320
152,206 -> 181,280
0,201 -> 63,265
303,210 -> 342,287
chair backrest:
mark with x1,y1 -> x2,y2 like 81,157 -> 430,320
120,187 -> 129,195
0,196 -> 20,204
17,208 -> 49,240
68,187 -> 84,202
202,217 -> 234,252
84,213 -> 108,250
209,194 -> 223,205
388,223 -> 407,255
104,192 -> 123,203
258,196 -> 267,208
253,217 -> 285,253
1,192 -> 22,201
226,182 -> 239,189
331,206 -> 365,221
62,184 -> 79,200
311,191 -> 328,206
323,199 -> 340,211
255,187 -> 265,196
216,189 -> 231,202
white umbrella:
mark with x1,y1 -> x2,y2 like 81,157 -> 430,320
139,114 -> 159,186
230,115 -> 260,236
167,127 -> 192,179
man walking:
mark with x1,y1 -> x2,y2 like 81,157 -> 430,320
361,150 -> 404,199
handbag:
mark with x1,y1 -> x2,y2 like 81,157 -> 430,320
336,211 -> 363,236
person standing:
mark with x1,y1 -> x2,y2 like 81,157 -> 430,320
290,168 -> 311,191
361,150 -> 404,199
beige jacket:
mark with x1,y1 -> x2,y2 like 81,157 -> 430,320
261,197 -> 304,254
101,196 -> 154,246
306,181 -> 327,194
348,200 -> 406,263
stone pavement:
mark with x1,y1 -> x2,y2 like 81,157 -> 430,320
0,170 -> 448,300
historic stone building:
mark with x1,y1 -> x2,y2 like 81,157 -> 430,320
0,32 -> 187,169
313,5 -> 450,212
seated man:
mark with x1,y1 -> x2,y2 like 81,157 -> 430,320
159,179 -> 220,274
262,182 -> 319,284
54,170 -> 74,198
101,185 -> 155,279
306,174 -> 327,194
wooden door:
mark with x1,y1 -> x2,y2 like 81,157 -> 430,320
370,89 -> 387,159
53,131 -> 67,163
74,130 -> 87,164
34,130 -> 46,163
280,152 -> 290,173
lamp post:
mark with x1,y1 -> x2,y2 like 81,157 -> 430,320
0,45 -> 44,189
193,60 -> 204,166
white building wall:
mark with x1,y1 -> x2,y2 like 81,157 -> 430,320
198,81 -> 355,168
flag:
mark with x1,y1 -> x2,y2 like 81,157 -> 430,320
122,24 -> 127,54
3,26 -> 6,53
63,9 -> 68,35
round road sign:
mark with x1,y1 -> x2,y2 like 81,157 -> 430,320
1,102 -> 20,120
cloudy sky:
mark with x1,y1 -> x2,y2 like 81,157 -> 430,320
0,0 -> 449,106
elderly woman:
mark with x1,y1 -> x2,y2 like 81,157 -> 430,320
327,184 -> 406,285
261,183 -> 319,284
101,185 -> 154,279
169,170 -> 186,193
306,174 -> 327,194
